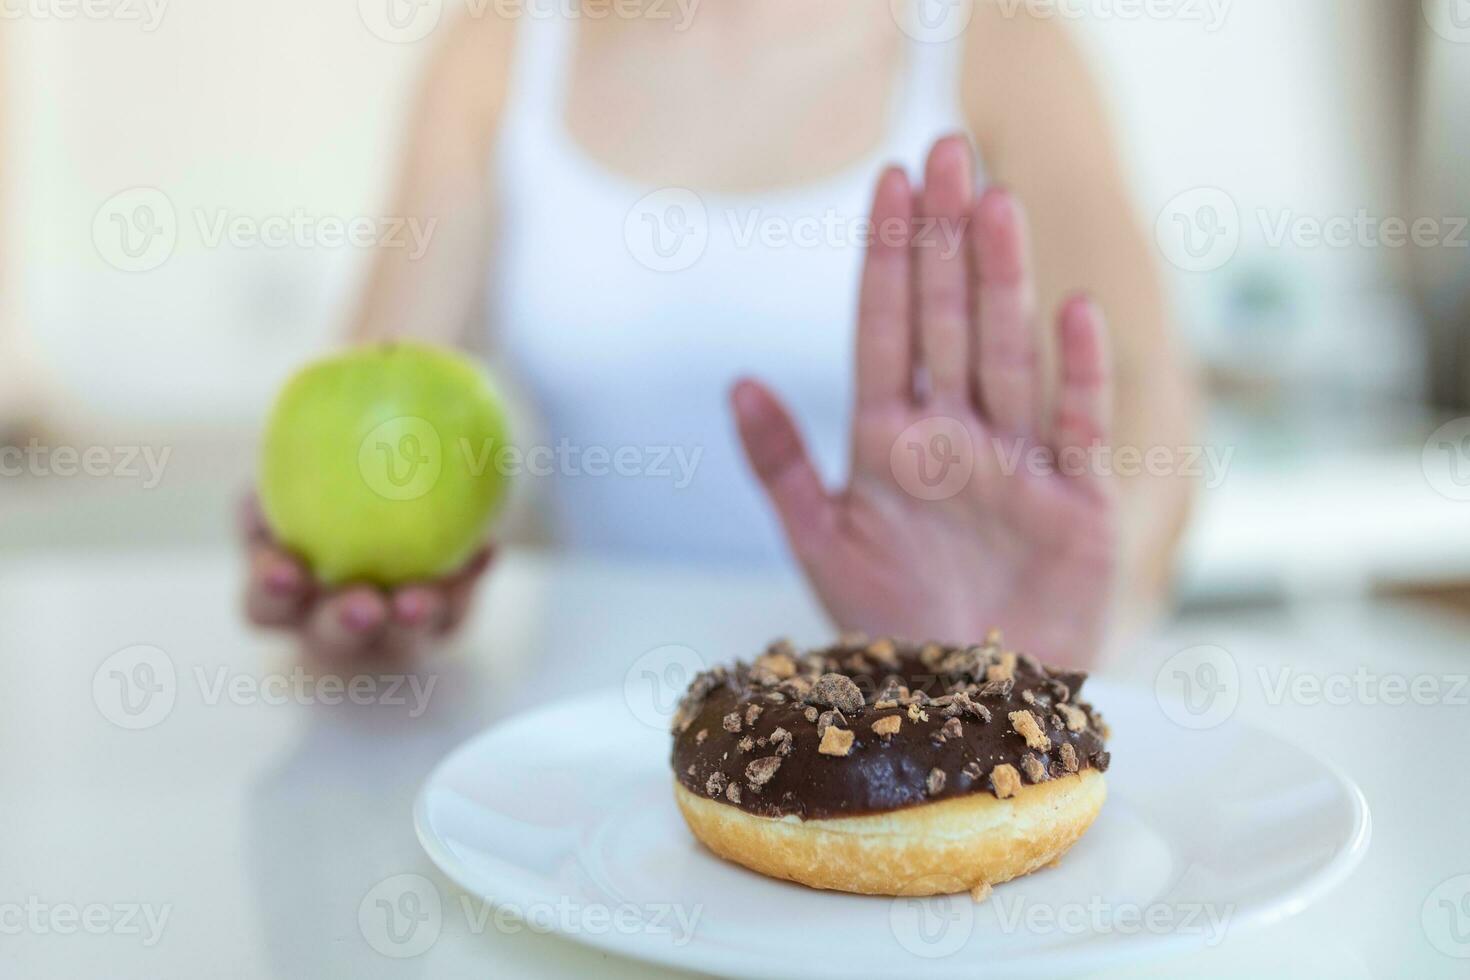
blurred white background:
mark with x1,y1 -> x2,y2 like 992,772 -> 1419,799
3,0 -> 1469,605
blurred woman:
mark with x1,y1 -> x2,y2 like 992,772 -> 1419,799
245,0 -> 1195,666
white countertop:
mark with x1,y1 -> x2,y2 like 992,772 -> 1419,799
1,549 -> 1467,978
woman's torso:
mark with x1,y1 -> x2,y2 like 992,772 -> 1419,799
491,8 -> 976,566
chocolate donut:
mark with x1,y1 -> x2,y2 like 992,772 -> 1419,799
669,634 -> 1111,897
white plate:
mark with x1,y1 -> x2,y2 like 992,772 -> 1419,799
415,680 -> 1370,978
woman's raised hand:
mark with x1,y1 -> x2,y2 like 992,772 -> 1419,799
733,136 -> 1117,667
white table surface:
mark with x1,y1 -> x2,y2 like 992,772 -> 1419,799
2,549 -> 1467,979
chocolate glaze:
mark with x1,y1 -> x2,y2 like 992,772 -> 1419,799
671,636 -> 1110,820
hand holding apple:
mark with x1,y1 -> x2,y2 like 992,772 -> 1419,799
242,494 -> 493,661
244,342 -> 512,660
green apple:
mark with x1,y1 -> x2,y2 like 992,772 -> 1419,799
259,341 -> 511,586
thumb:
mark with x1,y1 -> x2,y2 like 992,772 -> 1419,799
731,379 -> 836,562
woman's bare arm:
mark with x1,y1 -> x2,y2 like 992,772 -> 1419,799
242,16 -> 515,661
350,14 -> 515,346
963,7 -> 1199,626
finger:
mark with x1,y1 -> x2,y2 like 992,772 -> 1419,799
441,585 -> 477,636
240,492 -> 272,545
393,587 -> 448,628
381,586 -> 450,655
855,167 -> 915,413
1051,295 -> 1112,488
244,545 -> 311,627
304,586 -> 389,661
450,545 -> 494,584
732,379 -> 836,563
916,136 -> 975,399
971,187 -> 1040,435
441,547 -> 493,635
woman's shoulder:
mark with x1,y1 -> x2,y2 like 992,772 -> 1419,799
959,4 -> 1111,155
962,0 -> 1095,65
415,10 -> 519,127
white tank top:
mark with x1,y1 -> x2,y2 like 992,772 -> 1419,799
491,15 -> 975,567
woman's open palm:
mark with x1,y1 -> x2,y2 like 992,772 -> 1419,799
734,137 -> 1117,667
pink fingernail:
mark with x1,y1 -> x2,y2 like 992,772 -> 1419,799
395,592 -> 427,626
731,381 -> 760,416
342,600 -> 379,633
265,566 -> 299,594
